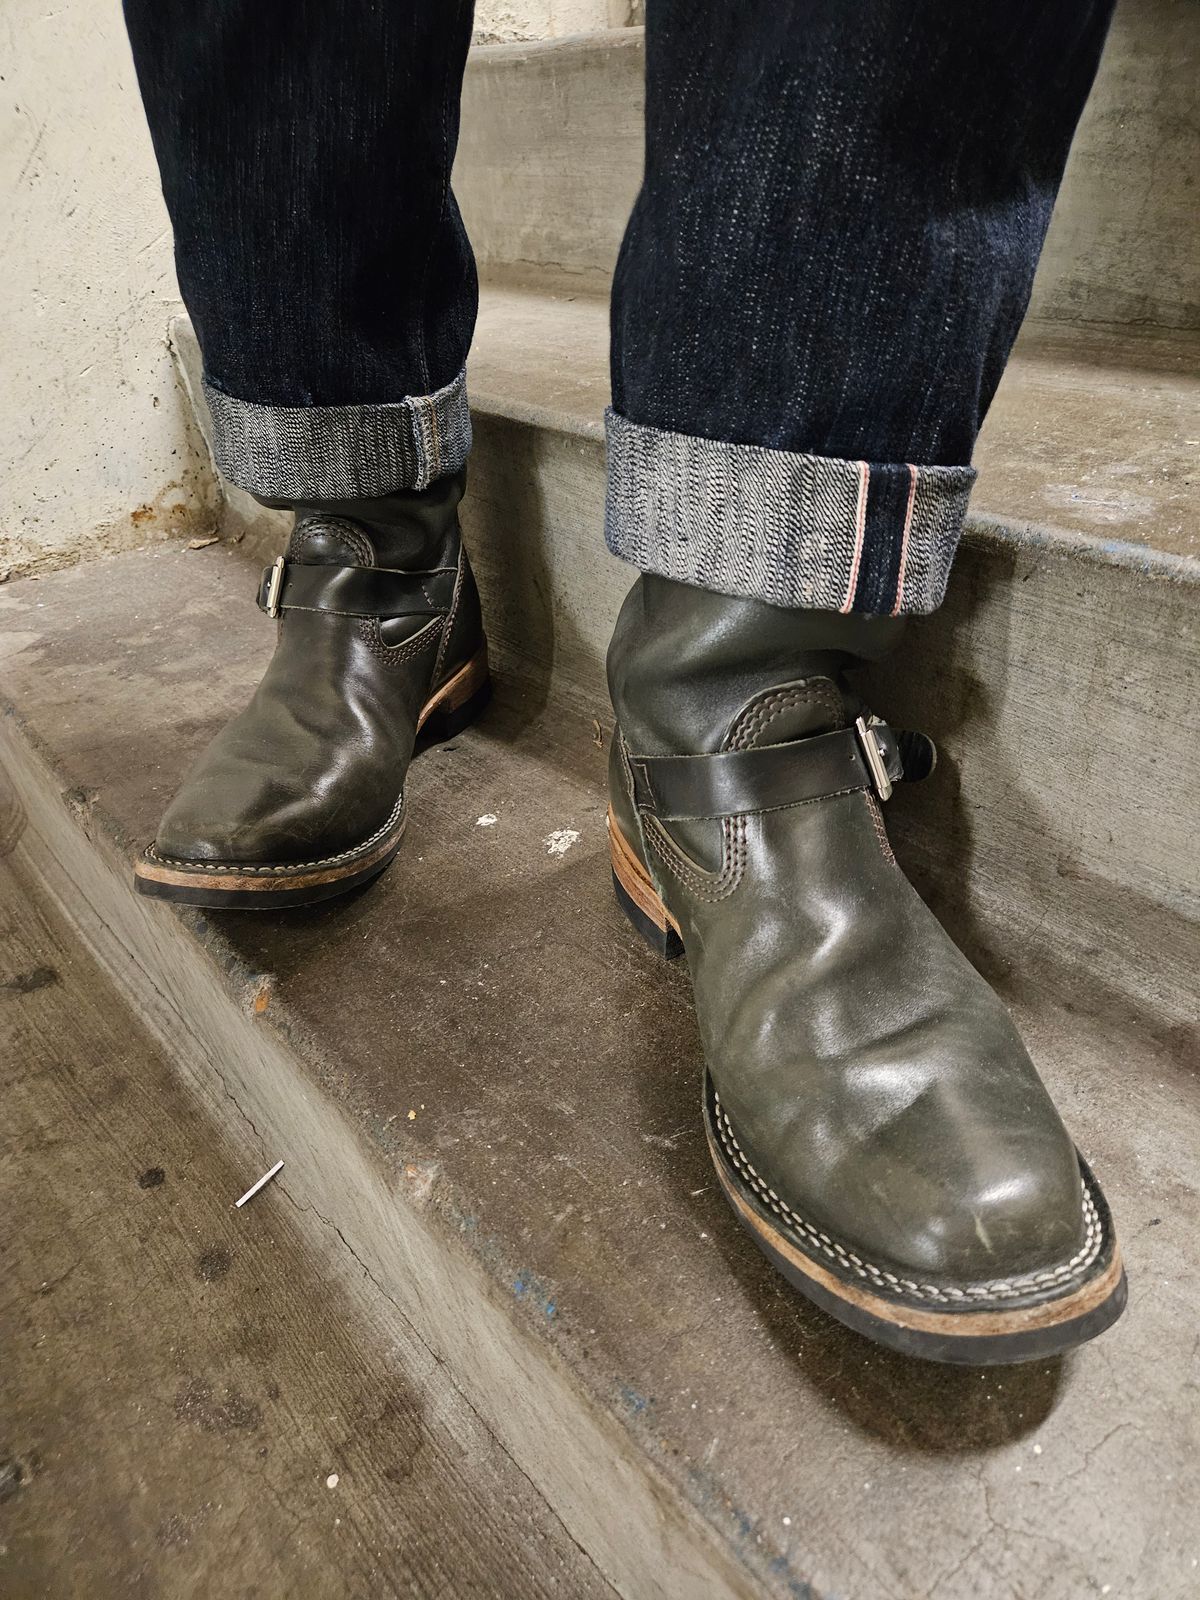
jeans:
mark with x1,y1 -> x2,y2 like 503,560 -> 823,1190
124,0 -> 1114,616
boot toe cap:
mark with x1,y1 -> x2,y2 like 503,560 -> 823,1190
716,1087 -> 1093,1295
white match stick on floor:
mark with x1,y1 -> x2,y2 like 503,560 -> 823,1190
234,1159 -> 284,1208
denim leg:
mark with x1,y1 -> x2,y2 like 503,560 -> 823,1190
124,0 -> 478,498
607,0 -> 1116,615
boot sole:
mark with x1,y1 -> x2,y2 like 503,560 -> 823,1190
133,647 -> 491,910
608,809 -> 1127,1365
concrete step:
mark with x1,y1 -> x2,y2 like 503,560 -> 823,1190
171,288 -> 1200,1026
454,0 -> 1200,330
0,844 -> 616,1600
2,546 -> 1198,1599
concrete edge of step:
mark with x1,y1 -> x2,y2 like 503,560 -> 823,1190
960,509 -> 1200,590
0,692 -> 816,1600
467,27 -> 645,70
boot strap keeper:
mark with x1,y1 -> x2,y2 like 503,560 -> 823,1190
256,558 -> 456,620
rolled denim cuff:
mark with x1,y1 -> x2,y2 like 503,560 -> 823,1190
604,409 -> 977,616
202,368 -> 472,500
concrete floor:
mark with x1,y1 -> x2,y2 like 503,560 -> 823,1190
1,542 -> 1198,1598
0,851 -> 615,1599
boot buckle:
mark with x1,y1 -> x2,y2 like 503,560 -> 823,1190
262,556 -> 286,619
855,716 -> 894,801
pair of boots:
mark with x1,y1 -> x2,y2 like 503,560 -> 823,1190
135,478 -> 1125,1364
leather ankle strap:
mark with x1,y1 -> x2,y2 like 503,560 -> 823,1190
625,719 -> 933,821
256,556 -> 457,620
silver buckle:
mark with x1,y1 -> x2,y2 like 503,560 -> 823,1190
855,716 -> 894,801
264,555 -> 286,619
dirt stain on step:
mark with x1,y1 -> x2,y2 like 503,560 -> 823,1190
2,965 -> 58,994
196,1246 -> 232,1283
173,1379 -> 262,1435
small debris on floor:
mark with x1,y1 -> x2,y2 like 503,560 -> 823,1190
325,1473 -> 339,1489
234,1159 -> 284,1209
592,719 -> 604,749
407,1110 -> 417,1121
545,828 -> 581,857
186,536 -> 219,550
476,814 -> 498,827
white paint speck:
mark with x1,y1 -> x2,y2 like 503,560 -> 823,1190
326,1473 -> 339,1489
1033,1443 -> 1042,1455
782,1516 -> 792,1527
545,828 -> 581,856
476,814 -> 497,827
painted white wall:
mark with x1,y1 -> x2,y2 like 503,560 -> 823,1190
0,0 -> 215,581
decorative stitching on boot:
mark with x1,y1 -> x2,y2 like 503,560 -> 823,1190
145,793 -> 405,875
731,681 -> 844,747
714,1095 -> 1103,1304
866,793 -> 898,866
359,615 -> 443,668
646,814 -> 746,902
641,681 -> 858,903
432,544 -> 466,685
284,516 -> 446,669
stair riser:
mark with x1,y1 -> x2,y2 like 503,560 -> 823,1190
455,0 -> 1200,330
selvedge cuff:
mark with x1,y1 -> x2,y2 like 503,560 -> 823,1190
603,408 -> 977,616
203,368 -> 472,499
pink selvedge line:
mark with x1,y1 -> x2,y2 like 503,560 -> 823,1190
841,460 -> 870,613
891,462 -> 919,616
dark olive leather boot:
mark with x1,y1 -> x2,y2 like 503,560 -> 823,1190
135,470 -> 488,908
607,574 -> 1124,1364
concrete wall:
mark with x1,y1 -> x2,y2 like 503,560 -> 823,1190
0,0 -> 215,582
475,1 -> 641,44
0,0 -> 640,582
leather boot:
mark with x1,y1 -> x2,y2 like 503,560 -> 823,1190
607,574 -> 1125,1364
135,470 -> 488,908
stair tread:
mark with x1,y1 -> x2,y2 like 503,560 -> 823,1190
0,838 -> 616,1600
2,545 -> 1198,1599
469,284 -> 1200,567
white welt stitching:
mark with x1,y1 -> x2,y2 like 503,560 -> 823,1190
144,793 -> 405,876
713,1094 -> 1103,1304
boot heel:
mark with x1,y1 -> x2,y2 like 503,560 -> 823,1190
418,645 -> 492,746
607,809 -> 685,960
420,677 -> 493,744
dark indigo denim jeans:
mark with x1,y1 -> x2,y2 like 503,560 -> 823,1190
124,0 -> 1114,615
